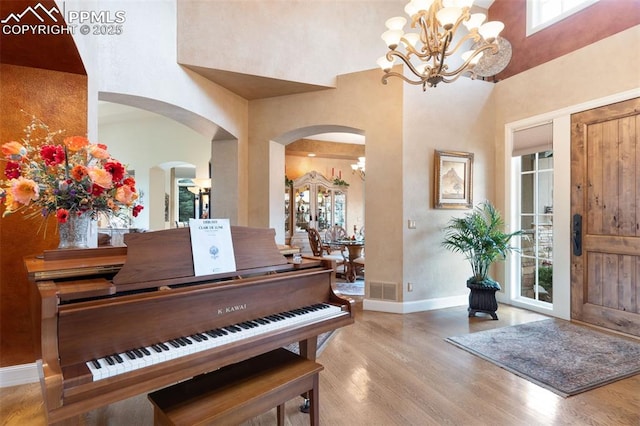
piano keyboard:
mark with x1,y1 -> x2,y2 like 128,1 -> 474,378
86,303 -> 343,381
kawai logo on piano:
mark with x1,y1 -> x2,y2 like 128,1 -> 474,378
218,304 -> 247,315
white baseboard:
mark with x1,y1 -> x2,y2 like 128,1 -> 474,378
363,295 -> 467,314
0,362 -> 39,388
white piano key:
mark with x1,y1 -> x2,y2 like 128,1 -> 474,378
86,303 -> 344,381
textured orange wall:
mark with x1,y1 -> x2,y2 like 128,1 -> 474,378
490,0 -> 640,80
0,64 -> 87,366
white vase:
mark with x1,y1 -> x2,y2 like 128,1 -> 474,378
57,212 -> 91,249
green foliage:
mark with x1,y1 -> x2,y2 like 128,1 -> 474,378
538,265 -> 553,291
442,201 -> 522,284
333,177 -> 350,187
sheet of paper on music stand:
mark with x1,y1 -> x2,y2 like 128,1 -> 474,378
189,218 -> 236,276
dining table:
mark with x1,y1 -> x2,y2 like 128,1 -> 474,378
336,239 -> 364,282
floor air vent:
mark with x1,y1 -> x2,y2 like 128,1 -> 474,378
368,281 -> 398,301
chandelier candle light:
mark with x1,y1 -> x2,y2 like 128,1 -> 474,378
378,0 -> 507,91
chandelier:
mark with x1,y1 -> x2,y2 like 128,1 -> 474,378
351,157 -> 365,180
377,0 -> 510,91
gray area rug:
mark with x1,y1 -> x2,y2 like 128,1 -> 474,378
335,278 -> 364,296
446,318 -> 640,397
284,331 -> 335,356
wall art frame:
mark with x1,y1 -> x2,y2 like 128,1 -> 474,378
434,150 -> 473,209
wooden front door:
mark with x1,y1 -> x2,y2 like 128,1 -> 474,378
571,97 -> 640,337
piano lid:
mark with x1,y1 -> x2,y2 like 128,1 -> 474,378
112,226 -> 289,287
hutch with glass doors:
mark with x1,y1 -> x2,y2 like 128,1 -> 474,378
286,171 -> 347,251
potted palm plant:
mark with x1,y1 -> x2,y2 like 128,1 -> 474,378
442,201 -> 522,320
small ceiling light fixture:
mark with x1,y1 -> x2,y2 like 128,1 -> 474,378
377,0 -> 511,91
351,157 -> 365,180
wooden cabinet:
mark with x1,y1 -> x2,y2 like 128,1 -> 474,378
286,171 -> 347,250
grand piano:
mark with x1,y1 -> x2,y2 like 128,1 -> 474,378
25,226 -> 354,425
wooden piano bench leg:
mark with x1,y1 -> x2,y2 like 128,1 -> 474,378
147,348 -> 324,426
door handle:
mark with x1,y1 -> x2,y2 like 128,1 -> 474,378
572,214 -> 582,256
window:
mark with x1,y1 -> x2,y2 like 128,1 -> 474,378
511,122 -> 554,305
517,152 -> 554,304
177,178 -> 196,223
527,0 -> 599,35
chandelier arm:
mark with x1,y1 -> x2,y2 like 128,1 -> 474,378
434,32 -> 452,76
400,38 -> 435,63
445,32 -> 483,58
438,43 -> 499,77
381,70 -> 431,87
386,50 -> 433,81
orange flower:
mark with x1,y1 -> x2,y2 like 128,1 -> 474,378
71,165 -> 88,181
115,185 -> 137,206
63,136 -> 89,152
10,176 -> 39,205
88,143 -> 109,159
87,167 -> 113,189
1,141 -> 27,160
2,191 -> 21,216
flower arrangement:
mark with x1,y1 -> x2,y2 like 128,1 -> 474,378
0,114 -> 143,226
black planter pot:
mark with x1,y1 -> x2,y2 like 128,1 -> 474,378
467,278 -> 501,320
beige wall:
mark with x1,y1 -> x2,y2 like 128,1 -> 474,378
177,0 -> 404,88
249,68 -> 404,299
401,76 -> 496,305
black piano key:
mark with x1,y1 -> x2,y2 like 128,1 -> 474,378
132,348 -> 144,358
151,344 -> 162,353
125,350 -> 136,360
159,342 -> 170,351
140,347 -> 151,356
91,359 -> 101,369
105,355 -> 115,365
113,353 -> 124,363
169,340 -> 180,348
191,334 -> 202,342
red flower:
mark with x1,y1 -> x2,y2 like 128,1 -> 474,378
90,184 -> 105,196
132,204 -> 144,217
56,208 -> 69,223
40,145 -> 65,166
4,161 -> 21,179
122,176 -> 136,192
104,161 -> 125,183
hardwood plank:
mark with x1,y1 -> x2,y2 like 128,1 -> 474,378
2,302 -> 639,426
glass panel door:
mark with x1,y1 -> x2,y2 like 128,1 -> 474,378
294,184 -> 311,232
316,184 -> 331,233
518,151 -> 554,303
334,190 -> 346,229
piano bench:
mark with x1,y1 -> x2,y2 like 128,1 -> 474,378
147,348 -> 324,426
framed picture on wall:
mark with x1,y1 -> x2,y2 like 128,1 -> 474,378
434,150 -> 473,209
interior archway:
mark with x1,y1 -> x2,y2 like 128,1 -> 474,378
97,98 -> 230,230
269,124 -> 365,246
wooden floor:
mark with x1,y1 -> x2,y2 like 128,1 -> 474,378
2,300 -> 639,426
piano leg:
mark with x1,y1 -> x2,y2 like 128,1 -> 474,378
298,335 -> 318,360
298,336 -> 318,413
